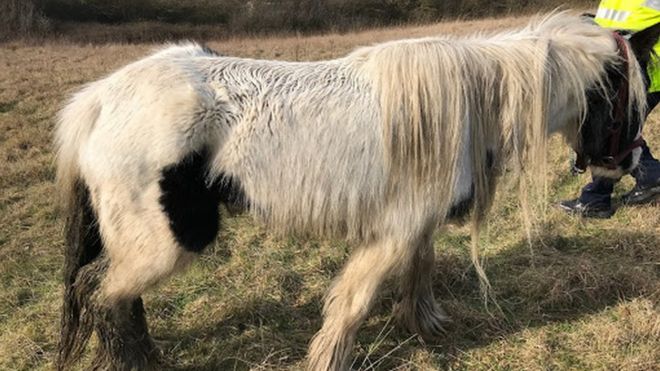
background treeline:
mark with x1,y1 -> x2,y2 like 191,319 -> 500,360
2,0 -> 594,42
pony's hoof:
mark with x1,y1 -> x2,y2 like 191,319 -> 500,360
307,329 -> 352,371
394,299 -> 452,341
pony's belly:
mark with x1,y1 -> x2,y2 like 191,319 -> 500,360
216,112 -> 387,237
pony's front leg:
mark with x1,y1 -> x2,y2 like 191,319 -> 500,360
393,234 -> 450,340
307,238 -> 407,371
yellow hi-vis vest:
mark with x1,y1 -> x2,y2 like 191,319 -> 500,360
595,0 -> 660,92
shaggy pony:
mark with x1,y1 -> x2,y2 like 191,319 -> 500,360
55,13 -> 659,371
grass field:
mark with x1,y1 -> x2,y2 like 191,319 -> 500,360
1,13 -> 659,370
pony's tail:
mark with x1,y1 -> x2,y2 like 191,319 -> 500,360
55,87 -> 105,370
55,84 -> 100,213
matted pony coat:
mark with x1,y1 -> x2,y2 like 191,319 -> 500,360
54,13 -> 658,371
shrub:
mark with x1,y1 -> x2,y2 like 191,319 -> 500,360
1,0 -> 594,42
0,0 -> 50,40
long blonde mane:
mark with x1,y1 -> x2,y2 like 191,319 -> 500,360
354,12 -> 647,295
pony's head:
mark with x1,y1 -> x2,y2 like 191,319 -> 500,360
574,24 -> 660,178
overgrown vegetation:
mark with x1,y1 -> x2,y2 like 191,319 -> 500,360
2,0 -> 594,42
0,0 -> 50,40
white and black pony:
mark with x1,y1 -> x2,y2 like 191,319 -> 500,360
54,13 -> 660,371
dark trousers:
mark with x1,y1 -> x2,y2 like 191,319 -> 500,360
579,92 -> 660,204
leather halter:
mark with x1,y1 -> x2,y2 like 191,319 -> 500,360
573,32 -> 645,173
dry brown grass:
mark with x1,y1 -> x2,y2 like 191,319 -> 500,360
1,13 -> 659,370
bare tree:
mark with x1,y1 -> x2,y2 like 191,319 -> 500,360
0,0 -> 48,39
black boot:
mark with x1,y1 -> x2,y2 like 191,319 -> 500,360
559,177 -> 615,218
559,198 -> 615,218
622,145 -> 660,205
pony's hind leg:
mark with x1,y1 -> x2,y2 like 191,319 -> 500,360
90,296 -> 157,371
89,193 -> 181,370
393,233 -> 450,340
88,150 -> 222,370
58,180 -> 162,371
307,237 -> 409,371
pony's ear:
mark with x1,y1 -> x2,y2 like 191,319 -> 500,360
629,23 -> 660,67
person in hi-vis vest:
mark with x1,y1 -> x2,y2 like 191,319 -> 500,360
560,0 -> 660,218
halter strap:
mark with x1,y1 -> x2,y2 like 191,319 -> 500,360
608,137 -> 645,166
612,32 -> 629,125
606,32 -> 630,166
602,32 -> 645,169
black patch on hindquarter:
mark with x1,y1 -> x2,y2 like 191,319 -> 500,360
159,149 -> 222,253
